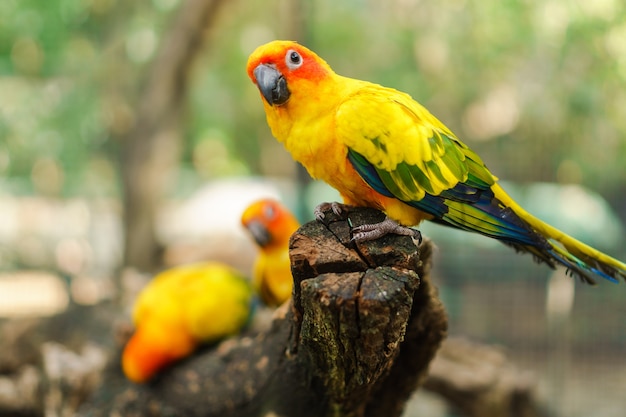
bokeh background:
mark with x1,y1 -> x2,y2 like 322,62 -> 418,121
1,0 -> 625,416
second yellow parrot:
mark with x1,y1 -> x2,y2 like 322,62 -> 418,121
241,198 -> 300,306
246,40 -> 626,284
122,262 -> 252,383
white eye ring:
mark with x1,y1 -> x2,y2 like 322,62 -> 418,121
285,49 -> 303,70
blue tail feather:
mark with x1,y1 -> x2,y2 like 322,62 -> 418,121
347,149 -> 623,284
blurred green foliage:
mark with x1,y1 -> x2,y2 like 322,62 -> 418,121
1,0 -> 626,204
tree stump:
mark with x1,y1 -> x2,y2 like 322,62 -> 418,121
79,206 -> 448,417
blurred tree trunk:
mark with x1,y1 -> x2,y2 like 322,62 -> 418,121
121,0 -> 228,272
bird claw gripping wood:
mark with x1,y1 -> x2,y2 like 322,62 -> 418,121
351,217 -> 423,246
314,201 -> 346,221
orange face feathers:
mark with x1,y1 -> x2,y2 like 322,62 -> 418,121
247,40 -> 331,83
241,199 -> 299,251
247,41 -> 333,107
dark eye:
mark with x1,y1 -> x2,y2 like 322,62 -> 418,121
285,49 -> 303,70
263,204 -> 275,220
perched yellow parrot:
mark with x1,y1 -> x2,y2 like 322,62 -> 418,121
246,40 -> 626,284
122,262 -> 252,383
241,198 -> 300,306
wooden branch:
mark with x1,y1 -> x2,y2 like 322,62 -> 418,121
425,338 -> 549,417
79,207 -> 447,417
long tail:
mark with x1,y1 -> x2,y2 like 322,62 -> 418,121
493,184 -> 626,284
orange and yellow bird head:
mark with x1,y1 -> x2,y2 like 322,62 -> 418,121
246,40 -> 333,109
241,198 -> 299,251
241,199 -> 300,306
246,41 -> 356,180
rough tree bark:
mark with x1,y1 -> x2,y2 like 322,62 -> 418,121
121,0 -> 228,271
80,206 -> 447,417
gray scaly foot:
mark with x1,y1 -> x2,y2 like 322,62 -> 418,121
351,217 -> 422,244
314,201 -> 346,221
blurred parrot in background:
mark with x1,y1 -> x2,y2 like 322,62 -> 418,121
241,198 -> 300,306
122,262 -> 252,383
246,40 -> 626,284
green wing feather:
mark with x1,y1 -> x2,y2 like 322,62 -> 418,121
337,85 -> 495,201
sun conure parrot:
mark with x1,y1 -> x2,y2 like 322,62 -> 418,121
246,40 -> 626,284
121,262 -> 252,383
241,198 -> 300,306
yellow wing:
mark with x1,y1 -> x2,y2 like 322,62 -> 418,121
336,85 -> 496,202
132,262 -> 252,342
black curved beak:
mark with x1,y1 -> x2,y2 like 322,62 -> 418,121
245,220 -> 272,247
253,64 -> 290,106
